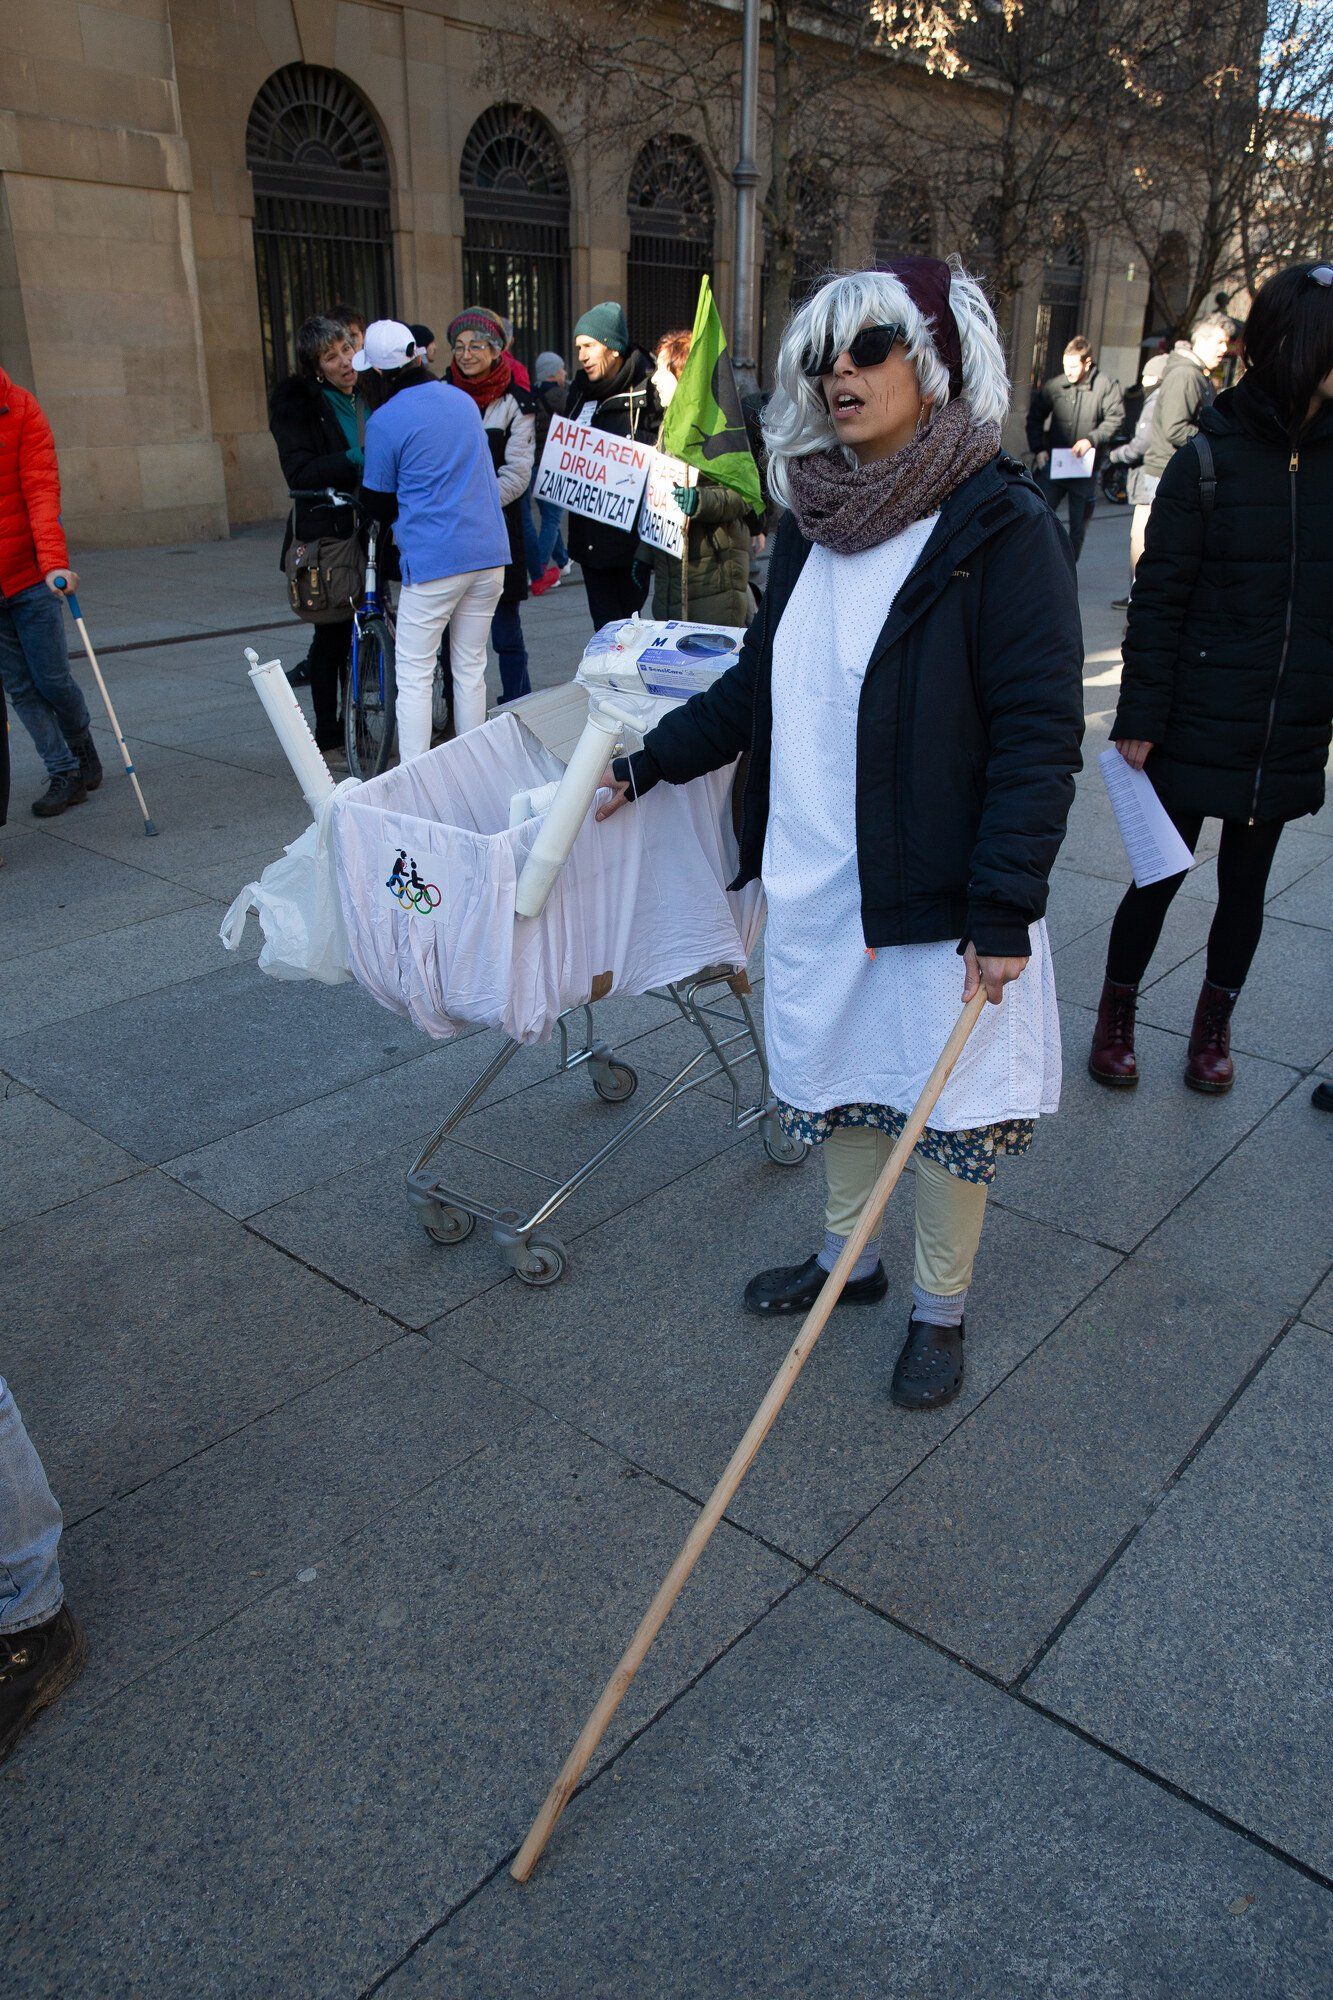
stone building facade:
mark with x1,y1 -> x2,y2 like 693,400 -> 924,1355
3,0 -> 1155,548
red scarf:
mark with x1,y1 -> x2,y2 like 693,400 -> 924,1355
449,352 -> 513,411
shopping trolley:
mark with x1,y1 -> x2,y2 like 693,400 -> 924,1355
405,964 -> 806,1287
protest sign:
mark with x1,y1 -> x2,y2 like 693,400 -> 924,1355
637,449 -> 698,559
534,415 -> 652,531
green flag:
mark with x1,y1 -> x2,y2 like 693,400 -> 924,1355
660,275 -> 763,515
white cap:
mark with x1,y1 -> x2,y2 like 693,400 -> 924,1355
352,320 -> 419,372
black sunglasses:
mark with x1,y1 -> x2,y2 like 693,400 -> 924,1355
803,322 -> 905,380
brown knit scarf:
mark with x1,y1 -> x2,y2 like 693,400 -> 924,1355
785,398 -> 1001,555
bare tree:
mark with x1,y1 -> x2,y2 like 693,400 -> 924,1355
1106,0 -> 1333,335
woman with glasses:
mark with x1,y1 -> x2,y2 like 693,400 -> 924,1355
598,258 -> 1083,1410
446,308 -> 537,702
1091,260 -> 1333,1094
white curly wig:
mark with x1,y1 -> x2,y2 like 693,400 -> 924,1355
763,259 -> 1010,509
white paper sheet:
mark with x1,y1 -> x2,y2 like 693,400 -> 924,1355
1049,446 -> 1094,480
1098,748 -> 1197,887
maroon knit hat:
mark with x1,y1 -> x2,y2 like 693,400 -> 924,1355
446,307 -> 505,348
877,256 -> 964,396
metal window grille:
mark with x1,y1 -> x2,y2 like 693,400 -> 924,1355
873,187 -> 932,263
247,66 -> 394,395
460,106 -> 570,365
626,136 -> 715,347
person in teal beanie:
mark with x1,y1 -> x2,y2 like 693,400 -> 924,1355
564,301 -> 660,628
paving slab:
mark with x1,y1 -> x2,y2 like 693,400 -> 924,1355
1175,825 -> 1333,907
39,748 -> 309,902
1029,1325 -> 1333,1878
0,1080 -> 142,1228
387,1583 -> 1333,2000
0,959 -> 425,1162
998,1001 -> 1296,1251
1305,1271 -> 1333,1333
1052,892 -> 1215,1011
0,824 -> 202,963
0,1411 -> 796,2000
0,1171 -> 400,1514
57,1334 -> 528,1704
0,902 -> 255,1036
1138,918 -> 1333,1072
1043,863 -> 1131,947
249,1050 -> 753,1327
1265,853 -> 1333,930
825,1082 -> 1331,1681
436,1139 -> 1118,1566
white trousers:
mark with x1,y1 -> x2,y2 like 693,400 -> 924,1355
394,567 -> 504,763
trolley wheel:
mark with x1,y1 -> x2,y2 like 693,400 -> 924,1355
591,1060 -> 638,1104
424,1203 -> 475,1245
762,1118 -> 808,1168
514,1235 -> 568,1287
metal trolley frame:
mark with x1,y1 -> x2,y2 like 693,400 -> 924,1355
405,966 -> 807,1286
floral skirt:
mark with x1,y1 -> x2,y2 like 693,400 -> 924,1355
776,1099 -> 1035,1187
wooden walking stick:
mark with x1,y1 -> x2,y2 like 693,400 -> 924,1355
512,984 -> 990,1882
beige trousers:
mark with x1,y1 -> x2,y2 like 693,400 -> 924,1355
1130,503 -> 1152,574
823,1125 -> 989,1297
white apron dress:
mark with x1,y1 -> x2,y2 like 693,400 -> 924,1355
761,526 -> 1062,1183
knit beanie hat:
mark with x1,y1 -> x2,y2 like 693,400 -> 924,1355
446,307 -> 505,348
535,350 -> 565,383
573,302 -> 629,354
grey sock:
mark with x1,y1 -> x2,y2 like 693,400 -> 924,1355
911,1282 -> 967,1328
818,1228 -> 881,1284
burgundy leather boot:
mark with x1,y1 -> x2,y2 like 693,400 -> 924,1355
1185,979 -> 1239,1093
1089,978 -> 1139,1087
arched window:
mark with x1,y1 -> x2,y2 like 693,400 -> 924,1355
1030,229 -> 1087,387
873,185 -> 932,264
626,137 -> 715,348
247,65 -> 394,393
460,106 -> 570,365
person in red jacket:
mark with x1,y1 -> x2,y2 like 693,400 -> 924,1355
0,368 -> 100,816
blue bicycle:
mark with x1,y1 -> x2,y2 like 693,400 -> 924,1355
346,516 -> 397,779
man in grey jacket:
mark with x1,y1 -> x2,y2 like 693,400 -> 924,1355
1026,335 -> 1125,559
1141,312 -> 1236,483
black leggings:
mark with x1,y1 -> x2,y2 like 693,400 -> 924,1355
1106,809 -> 1284,991
307,618 -> 351,751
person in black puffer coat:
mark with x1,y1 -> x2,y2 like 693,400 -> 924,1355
562,302 -> 661,629
268,315 -> 364,756
1091,262 -> 1333,1096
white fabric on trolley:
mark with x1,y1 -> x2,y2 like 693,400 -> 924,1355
763,532 -> 1062,1130
330,710 -> 762,1044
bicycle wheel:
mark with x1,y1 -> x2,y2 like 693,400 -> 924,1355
345,617 -> 397,779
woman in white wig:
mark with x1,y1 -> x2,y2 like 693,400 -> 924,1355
600,258 -> 1084,1409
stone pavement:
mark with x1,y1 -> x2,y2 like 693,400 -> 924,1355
1,506 -> 1330,1998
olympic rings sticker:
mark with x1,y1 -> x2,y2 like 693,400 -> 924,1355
378,840 -> 446,921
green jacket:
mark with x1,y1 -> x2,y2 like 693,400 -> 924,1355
645,475 -> 753,626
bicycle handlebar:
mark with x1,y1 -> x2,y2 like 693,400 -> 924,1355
287,487 -> 357,505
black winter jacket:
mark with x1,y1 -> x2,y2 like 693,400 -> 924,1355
1143,349 -> 1215,478
1115,378 -> 1333,824
1026,369 -> 1125,464
268,373 -> 361,570
562,350 -> 660,571
625,454 -> 1085,957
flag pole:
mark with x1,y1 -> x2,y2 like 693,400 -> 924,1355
731,0 -> 761,398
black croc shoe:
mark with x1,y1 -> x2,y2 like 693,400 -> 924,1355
744,1252 -> 888,1317
890,1315 -> 965,1410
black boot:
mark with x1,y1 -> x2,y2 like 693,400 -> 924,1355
890,1315 -> 965,1410
31,769 -> 88,817
0,1604 -> 87,1763
743,1252 -> 888,1317
69,730 -> 103,792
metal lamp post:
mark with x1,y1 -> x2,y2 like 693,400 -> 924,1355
731,0 -> 761,395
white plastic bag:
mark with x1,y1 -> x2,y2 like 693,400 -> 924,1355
219,780 -> 356,984
330,711 -> 762,1044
